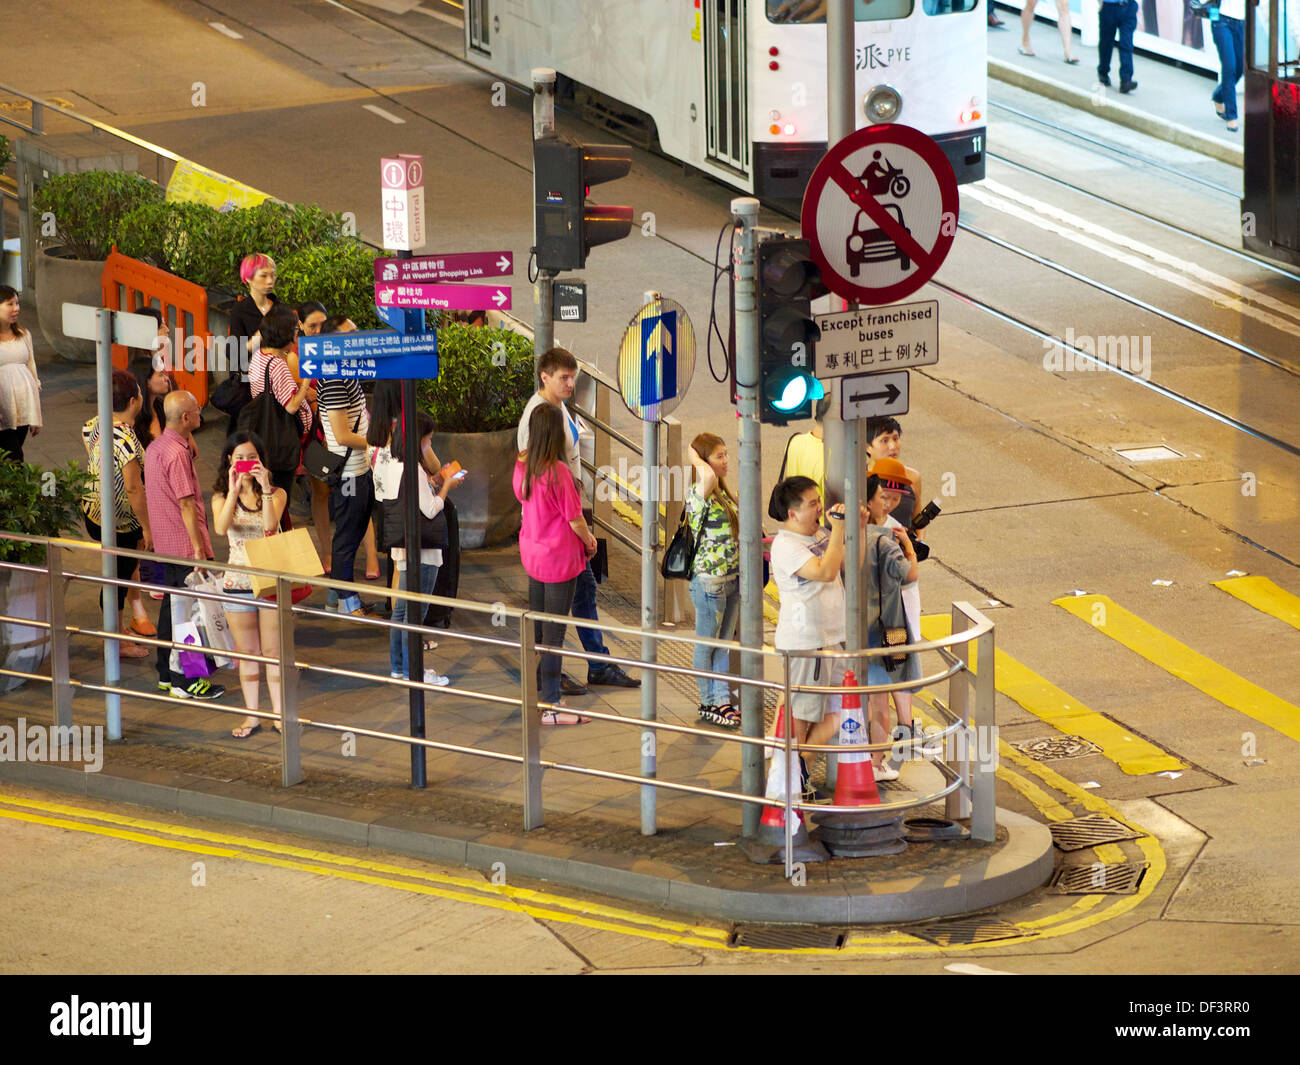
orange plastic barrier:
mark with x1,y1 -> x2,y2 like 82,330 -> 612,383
100,248 -> 213,406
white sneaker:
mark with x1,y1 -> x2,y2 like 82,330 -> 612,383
874,761 -> 901,782
423,669 -> 450,687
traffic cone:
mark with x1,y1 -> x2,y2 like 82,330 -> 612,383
832,670 -> 880,807
744,703 -> 828,864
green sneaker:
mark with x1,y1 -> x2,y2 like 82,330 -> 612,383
170,678 -> 226,701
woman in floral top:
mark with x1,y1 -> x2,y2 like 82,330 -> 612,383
686,432 -> 741,728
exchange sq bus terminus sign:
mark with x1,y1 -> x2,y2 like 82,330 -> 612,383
801,124 -> 959,306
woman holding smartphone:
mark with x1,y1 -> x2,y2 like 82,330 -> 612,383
212,431 -> 288,739
513,402 -> 597,725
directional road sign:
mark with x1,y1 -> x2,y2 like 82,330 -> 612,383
801,124 -> 959,306
813,298 -> 938,378
375,281 -> 510,312
299,330 -> 438,381
616,296 -> 696,421
375,251 -> 513,284
840,370 -> 910,420
381,154 -> 425,251
62,304 -> 159,348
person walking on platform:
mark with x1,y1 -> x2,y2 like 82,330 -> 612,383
0,285 -> 41,463
1210,0 -> 1246,131
144,391 -> 225,702
1098,0 -> 1139,93
686,433 -> 741,729
1018,0 -> 1080,63
515,403 -> 599,725
517,347 -> 639,692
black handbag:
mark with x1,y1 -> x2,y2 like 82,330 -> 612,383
303,411 -> 359,488
236,361 -> 304,473
874,535 -> 910,673
660,505 -> 706,580
210,371 -> 251,420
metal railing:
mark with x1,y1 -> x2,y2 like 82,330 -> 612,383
0,530 -> 996,874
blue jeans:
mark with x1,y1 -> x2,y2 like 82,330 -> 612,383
1098,0 -> 1137,84
1211,16 -> 1244,122
328,471 -> 374,614
689,574 -> 740,706
570,560 -> 609,670
390,561 -> 439,676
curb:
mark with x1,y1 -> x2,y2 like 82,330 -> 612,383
988,58 -> 1244,169
0,757 -> 1055,924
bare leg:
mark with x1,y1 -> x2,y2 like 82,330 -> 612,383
226,610 -> 262,737
1055,0 -> 1075,60
868,692 -> 891,769
363,521 -> 380,579
1020,0 -> 1037,51
258,606 -> 283,728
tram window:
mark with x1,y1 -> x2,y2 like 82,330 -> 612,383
1255,0 -> 1300,74
768,0 -> 917,24
922,0 -> 978,12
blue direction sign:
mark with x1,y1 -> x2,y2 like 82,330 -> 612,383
299,330 -> 438,381
616,296 -> 695,421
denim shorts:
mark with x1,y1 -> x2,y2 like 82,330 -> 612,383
223,588 -> 261,614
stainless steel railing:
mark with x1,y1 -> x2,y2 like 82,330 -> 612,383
0,529 -> 995,876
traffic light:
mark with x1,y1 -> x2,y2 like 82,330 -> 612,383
533,137 -> 634,271
758,236 -> 825,425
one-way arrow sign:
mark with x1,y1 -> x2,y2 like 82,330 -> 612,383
840,370 -> 909,420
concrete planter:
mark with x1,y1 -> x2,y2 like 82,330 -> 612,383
0,568 -> 50,693
34,245 -> 104,363
430,427 -> 520,549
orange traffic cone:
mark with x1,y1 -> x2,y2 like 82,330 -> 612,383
832,670 -> 880,807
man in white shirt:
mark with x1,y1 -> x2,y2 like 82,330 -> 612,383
517,347 -> 638,692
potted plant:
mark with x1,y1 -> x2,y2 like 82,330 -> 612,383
0,461 -> 93,692
418,323 -> 535,548
32,171 -> 163,362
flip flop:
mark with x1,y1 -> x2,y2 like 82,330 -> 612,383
1018,46 -> 1036,57
232,723 -> 262,739
423,639 -> 438,651
1064,56 -> 1080,65
540,709 -> 590,725
365,569 -> 381,581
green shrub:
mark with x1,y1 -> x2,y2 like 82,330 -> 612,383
277,242 -> 382,330
33,171 -> 164,261
417,324 -> 535,433
0,461 -> 95,565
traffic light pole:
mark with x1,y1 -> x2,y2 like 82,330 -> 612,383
732,197 -> 764,838
532,68 -> 557,377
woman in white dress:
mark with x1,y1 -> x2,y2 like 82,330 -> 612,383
0,285 -> 41,462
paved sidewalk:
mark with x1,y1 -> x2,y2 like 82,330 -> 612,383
988,4 -> 1243,163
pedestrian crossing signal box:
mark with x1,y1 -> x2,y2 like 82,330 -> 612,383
534,137 -> 634,272
758,236 -> 826,426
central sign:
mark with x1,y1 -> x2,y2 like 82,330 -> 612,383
380,154 -> 425,252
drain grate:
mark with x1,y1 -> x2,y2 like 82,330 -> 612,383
1012,735 -> 1102,761
909,916 -> 1031,946
729,925 -> 846,950
1049,814 -> 1143,852
1050,862 -> 1149,895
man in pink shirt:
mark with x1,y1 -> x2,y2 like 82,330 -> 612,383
144,391 -> 225,701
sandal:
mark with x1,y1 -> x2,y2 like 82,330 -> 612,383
232,722 -> 262,739
716,706 -> 742,730
540,709 -> 589,725
423,639 -> 438,651
1017,46 -> 1035,57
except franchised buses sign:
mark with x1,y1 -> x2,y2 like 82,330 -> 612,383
813,299 -> 939,379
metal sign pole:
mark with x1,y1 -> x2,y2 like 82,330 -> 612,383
532,68 -> 557,380
641,414 -> 659,835
731,197 -> 763,838
825,0 -> 860,790
398,268 -> 427,790
96,309 -> 121,739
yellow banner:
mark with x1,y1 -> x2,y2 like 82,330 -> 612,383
166,159 -> 270,211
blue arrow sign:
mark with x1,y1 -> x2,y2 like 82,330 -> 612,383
307,354 -> 437,381
300,329 -> 437,381
640,310 -> 677,406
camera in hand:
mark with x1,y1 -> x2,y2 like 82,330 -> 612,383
912,499 -> 942,532
906,529 -> 931,562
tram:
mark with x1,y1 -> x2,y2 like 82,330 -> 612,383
1244,0 -> 1300,266
463,0 -> 987,200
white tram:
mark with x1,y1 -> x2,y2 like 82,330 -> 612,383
464,0 -> 988,199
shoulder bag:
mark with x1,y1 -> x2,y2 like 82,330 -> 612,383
236,361 -> 304,473
874,533 -> 910,673
661,498 -> 707,580
303,409 -> 360,488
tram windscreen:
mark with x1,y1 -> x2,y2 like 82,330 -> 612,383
1253,0 -> 1300,75
767,0 -> 917,23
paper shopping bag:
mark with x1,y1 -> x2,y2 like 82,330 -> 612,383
243,527 -> 325,599
186,571 -> 234,670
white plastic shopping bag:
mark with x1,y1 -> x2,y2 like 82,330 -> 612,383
185,571 -> 234,670
168,593 -> 210,679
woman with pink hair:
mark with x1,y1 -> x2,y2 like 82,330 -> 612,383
217,254 -> 281,426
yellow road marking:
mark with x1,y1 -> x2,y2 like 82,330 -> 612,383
1213,576 -> 1300,631
920,615 -> 1185,775
1055,594 -> 1300,743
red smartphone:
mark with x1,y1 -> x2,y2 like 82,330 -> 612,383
234,460 -> 257,474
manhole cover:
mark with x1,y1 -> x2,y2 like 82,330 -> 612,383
729,926 -> 846,950
1050,862 -> 1149,895
909,917 -> 1031,946
1114,445 -> 1184,462
1012,735 -> 1102,761
1049,814 -> 1143,852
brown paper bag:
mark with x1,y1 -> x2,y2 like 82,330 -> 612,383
242,527 -> 325,599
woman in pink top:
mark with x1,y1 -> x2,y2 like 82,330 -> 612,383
513,403 -> 598,725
